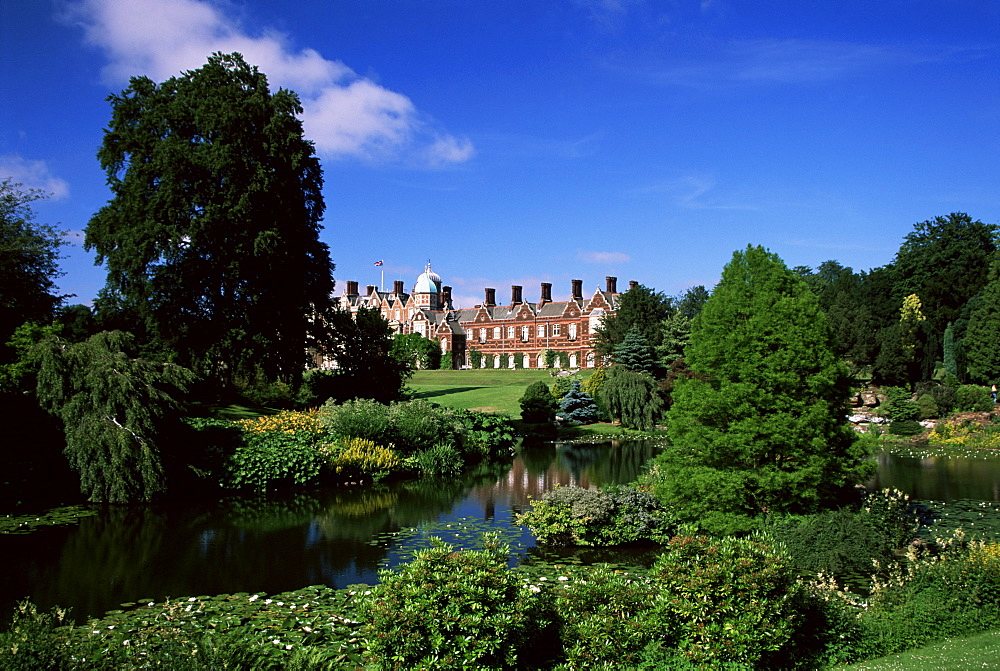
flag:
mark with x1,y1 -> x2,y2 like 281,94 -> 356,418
373,260 -> 384,266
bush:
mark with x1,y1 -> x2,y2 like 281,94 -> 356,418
556,381 -> 600,425
955,384 -> 994,412
225,412 -> 328,490
414,443 -> 464,477
321,437 -> 401,482
551,565 -> 668,667
880,386 -> 919,421
360,533 -> 540,669
387,399 -> 463,455
519,381 -> 557,424
0,600 -> 72,670
774,508 -> 899,576
889,419 -> 924,436
916,393 -> 939,419
651,532 -> 802,667
320,398 -> 393,446
517,485 -> 673,546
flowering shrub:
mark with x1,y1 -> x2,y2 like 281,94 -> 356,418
929,419 -> 1000,450
360,533 -> 541,669
320,437 -> 401,482
232,410 -> 325,435
651,532 -> 801,667
224,413 -> 327,491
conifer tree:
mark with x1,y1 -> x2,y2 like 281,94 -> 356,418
519,380 -> 558,423
34,331 -> 194,503
964,280 -> 1000,383
611,326 -> 657,376
651,246 -> 871,534
557,381 -> 600,425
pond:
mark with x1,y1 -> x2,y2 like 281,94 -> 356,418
4,441 -> 1000,625
0,438 -> 660,624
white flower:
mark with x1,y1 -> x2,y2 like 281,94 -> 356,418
248,594 -> 259,603
558,576 -> 569,581
188,597 -> 196,602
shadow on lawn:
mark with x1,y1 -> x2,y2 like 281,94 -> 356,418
411,387 -> 485,400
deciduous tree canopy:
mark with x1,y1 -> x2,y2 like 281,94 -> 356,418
85,53 -> 334,386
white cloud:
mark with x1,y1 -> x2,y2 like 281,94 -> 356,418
0,155 -> 70,199
577,250 -> 631,264
66,0 -> 472,165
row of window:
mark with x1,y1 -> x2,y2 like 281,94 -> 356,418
475,323 -> 581,343
473,352 -> 597,369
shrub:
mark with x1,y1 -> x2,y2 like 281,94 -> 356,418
551,565 -> 667,667
549,374 -> 578,401
387,399 -> 463,455
414,443 -> 464,477
556,381 -> 601,425
889,419 -> 924,436
880,386 -> 919,421
320,398 -> 392,446
223,426 -> 325,491
916,393 -> 939,419
955,384 -> 994,412
360,533 -> 540,669
651,532 -> 802,667
457,410 -> 515,458
321,437 -> 401,482
520,381 -> 557,423
0,600 -> 72,670
773,507 -> 901,576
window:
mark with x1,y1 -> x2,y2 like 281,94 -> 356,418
493,327 -> 501,340
537,324 -> 545,338
506,325 -> 515,339
568,323 -> 578,340
478,328 -> 485,343
521,325 -> 529,341
553,324 -> 561,336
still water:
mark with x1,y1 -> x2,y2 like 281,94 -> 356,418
0,439 -> 658,623
4,442 -> 1000,624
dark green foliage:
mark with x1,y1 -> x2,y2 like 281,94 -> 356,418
313,307 -> 411,404
34,331 -> 194,502
943,321 -> 960,380
548,372 -> 578,401
964,279 -> 1000,383
954,384 -> 994,412
889,419 -> 924,436
469,347 -> 483,368
893,213 -> 998,336
611,325 -> 658,376
656,246 -> 872,534
86,53 -> 334,386
655,311 -> 692,367
599,365 -> 664,431
556,381 -> 600,425
675,285 -> 710,320
775,508 -> 901,576
390,332 -> 442,370
360,534 -> 540,669
0,180 -> 65,352
0,600 -> 73,670
593,283 -> 672,356
520,380 -> 558,423
880,386 -> 919,421
916,393 -> 939,419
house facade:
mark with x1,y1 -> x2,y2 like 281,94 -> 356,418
331,263 -> 630,369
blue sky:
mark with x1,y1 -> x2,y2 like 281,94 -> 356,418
2,0 -> 998,309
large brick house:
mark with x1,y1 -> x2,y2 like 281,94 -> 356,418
330,263 -> 631,369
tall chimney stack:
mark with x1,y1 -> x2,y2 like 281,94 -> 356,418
540,282 -> 553,304
366,285 -> 376,296
484,288 -> 496,307
511,285 -> 523,305
629,280 -> 638,291
442,285 -> 452,308
571,279 -> 583,301
346,281 -> 359,296
394,280 -> 405,295
606,276 -> 618,294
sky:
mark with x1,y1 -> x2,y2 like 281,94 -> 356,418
2,0 -> 999,310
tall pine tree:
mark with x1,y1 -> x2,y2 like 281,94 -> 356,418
649,246 -> 871,534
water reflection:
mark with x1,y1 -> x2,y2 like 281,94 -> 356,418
870,451 -> 1000,501
0,438 -> 658,623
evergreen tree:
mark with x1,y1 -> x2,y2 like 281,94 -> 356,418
964,279 -> 1000,383
593,284 -> 672,356
519,380 -> 558,423
652,246 -> 871,535
557,380 -> 600,425
599,366 -> 663,431
34,331 -> 194,503
675,285 -> 710,320
85,53 -> 334,387
655,311 -> 692,366
611,326 -> 658,376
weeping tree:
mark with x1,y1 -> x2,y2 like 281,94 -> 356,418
649,246 -> 872,535
599,365 -> 663,431
34,331 -> 194,502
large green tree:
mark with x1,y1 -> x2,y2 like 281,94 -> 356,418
593,283 -> 672,357
0,179 -> 66,350
650,246 -> 871,535
964,279 -> 1000,383
34,331 -> 194,503
893,213 -> 998,336
85,53 -> 334,386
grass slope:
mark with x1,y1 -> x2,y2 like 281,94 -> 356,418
407,369 -> 583,414
838,629 -> 1000,670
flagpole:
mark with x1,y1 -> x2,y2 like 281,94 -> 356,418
380,268 -> 384,292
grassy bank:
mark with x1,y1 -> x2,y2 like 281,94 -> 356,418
407,368 -> 587,414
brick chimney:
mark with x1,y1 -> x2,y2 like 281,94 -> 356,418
442,285 -> 452,308
606,276 -> 617,294
484,287 -> 496,307
393,280 -> 404,295
511,285 -> 523,305
571,279 -> 583,301
346,280 -> 359,296
366,285 -> 376,296
629,280 -> 638,291
540,282 -> 553,305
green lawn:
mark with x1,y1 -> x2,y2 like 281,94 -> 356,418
407,368 -> 586,414
837,629 -> 1000,670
